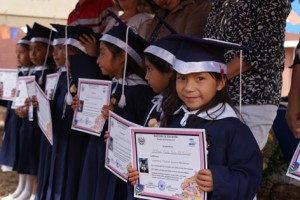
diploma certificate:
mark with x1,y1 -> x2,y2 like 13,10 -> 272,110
45,73 -> 59,100
35,82 -> 53,145
130,127 -> 207,200
12,76 -> 35,109
72,78 -> 111,136
105,111 -> 139,182
0,68 -> 18,101
287,142 -> 300,181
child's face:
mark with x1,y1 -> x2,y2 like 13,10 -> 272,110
16,44 -> 31,67
53,44 -> 66,66
97,42 -> 124,78
145,57 -> 172,93
29,42 -> 47,66
176,72 -> 225,111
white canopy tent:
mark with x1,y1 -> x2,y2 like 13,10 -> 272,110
0,0 -> 78,28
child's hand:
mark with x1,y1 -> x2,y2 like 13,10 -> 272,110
71,95 -> 79,111
24,98 -> 31,108
31,95 -> 39,109
196,169 -> 213,192
15,106 -> 27,118
127,164 -> 139,186
11,88 -> 16,98
101,104 -> 113,120
80,34 -> 98,57
104,131 -> 109,143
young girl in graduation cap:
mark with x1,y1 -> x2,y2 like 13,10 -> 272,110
62,25 -> 106,200
40,24 -> 72,200
0,25 -> 36,200
23,22 -> 56,200
71,22 -> 154,199
128,35 -> 263,200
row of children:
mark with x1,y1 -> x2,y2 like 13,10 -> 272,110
0,13 -> 262,200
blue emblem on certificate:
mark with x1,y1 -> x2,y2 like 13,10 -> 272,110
158,180 -> 166,191
189,138 -> 196,147
135,184 -> 144,194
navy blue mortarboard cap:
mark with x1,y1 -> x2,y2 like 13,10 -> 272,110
18,25 -> 32,45
144,34 -> 181,65
30,22 -> 55,44
100,24 -> 148,67
171,35 -> 250,74
51,24 -> 66,45
65,25 -> 100,54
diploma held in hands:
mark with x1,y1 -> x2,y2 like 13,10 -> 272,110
72,78 -> 111,136
105,111 -> 139,182
0,68 -> 18,101
45,73 -> 59,100
131,127 -> 207,200
35,82 -> 53,145
12,76 -> 35,109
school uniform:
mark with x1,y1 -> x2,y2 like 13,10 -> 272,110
143,94 -> 163,127
0,68 -> 29,168
13,66 -> 42,176
43,68 -> 69,200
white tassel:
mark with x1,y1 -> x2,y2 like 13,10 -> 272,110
118,94 -> 126,108
66,92 -> 72,105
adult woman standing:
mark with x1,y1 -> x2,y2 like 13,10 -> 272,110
139,0 -> 211,42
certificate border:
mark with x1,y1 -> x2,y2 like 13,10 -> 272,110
287,143 -> 300,180
71,78 -> 112,136
0,68 -> 18,101
35,81 -> 53,145
105,111 -> 139,182
130,127 -> 207,200
11,76 -> 35,109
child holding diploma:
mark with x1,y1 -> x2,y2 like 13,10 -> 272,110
62,25 -> 105,200
43,24 -> 71,200
71,23 -> 154,199
26,22 -> 56,200
0,25 -> 35,200
128,35 -> 263,200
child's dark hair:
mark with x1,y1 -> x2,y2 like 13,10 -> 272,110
46,45 -> 56,71
103,41 -> 146,79
144,52 -> 172,74
160,72 -> 239,127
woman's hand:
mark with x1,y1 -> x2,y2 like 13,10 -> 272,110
80,34 -> 98,57
196,169 -> 213,192
127,164 -> 139,186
